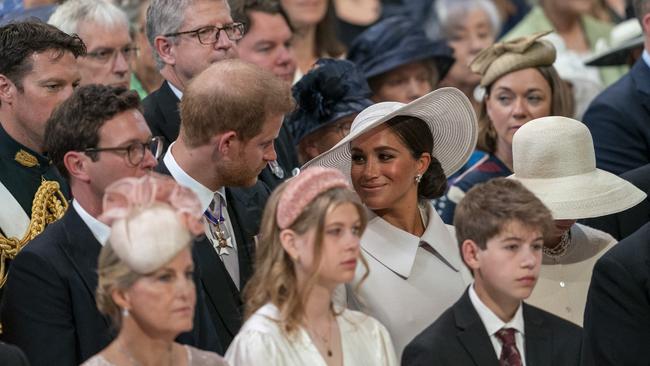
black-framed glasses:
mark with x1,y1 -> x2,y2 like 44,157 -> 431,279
86,46 -> 140,64
83,136 -> 163,166
163,23 -> 246,45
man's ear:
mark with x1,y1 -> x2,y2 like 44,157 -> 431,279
461,239 -> 482,271
63,151 -> 92,183
0,74 -> 17,105
211,131 -> 239,156
279,229 -> 300,261
643,12 -> 650,34
154,35 -> 176,66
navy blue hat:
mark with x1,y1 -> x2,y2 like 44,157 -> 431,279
286,58 -> 374,145
347,16 -> 455,82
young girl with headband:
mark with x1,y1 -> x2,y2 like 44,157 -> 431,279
225,167 -> 397,366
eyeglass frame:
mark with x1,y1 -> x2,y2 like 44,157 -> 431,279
85,46 -> 140,64
163,22 -> 246,45
82,136 -> 163,166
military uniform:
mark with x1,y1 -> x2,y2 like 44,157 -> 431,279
0,123 -> 70,289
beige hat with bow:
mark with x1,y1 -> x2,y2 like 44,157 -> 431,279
471,31 -> 557,87
509,116 -> 646,220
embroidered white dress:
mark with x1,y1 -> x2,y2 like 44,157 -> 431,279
81,345 -> 228,366
348,202 -> 472,359
527,223 -> 617,326
225,303 -> 397,366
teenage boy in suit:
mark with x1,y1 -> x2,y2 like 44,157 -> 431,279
402,178 -> 582,366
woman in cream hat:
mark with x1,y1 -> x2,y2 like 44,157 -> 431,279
436,31 -> 573,224
82,175 -> 227,366
510,116 -> 646,326
304,87 -> 477,358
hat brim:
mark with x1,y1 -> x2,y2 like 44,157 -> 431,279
510,169 -> 646,220
303,87 -> 478,181
584,35 -> 644,66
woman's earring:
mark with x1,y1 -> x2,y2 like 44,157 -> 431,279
415,174 -> 422,184
122,308 -> 129,318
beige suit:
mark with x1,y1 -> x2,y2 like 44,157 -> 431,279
527,223 -> 616,326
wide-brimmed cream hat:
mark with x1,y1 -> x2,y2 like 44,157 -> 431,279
585,19 -> 644,66
302,87 -> 478,179
509,116 -> 646,220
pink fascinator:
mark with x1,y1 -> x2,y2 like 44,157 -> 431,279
277,167 -> 350,229
99,174 -> 203,274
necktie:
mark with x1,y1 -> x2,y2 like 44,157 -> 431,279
495,328 -> 523,366
204,194 -> 234,256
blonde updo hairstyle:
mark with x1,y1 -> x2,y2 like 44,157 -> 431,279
243,179 -> 368,336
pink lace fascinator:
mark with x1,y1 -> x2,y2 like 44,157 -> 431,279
99,174 -> 204,274
277,167 -> 351,229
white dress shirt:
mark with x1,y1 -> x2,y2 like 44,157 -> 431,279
469,284 -> 527,365
349,202 -> 472,359
163,146 -> 240,288
72,199 -> 110,246
225,303 -> 397,366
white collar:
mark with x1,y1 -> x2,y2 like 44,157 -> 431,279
163,143 -> 225,212
167,80 -> 183,100
361,202 -> 463,278
469,284 -> 525,337
72,199 -> 111,246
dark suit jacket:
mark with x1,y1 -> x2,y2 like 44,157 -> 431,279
0,207 -> 220,366
402,289 -> 582,366
0,342 -> 30,366
582,164 -> 650,240
157,160 -> 269,348
143,81 -> 300,190
582,222 -> 650,365
583,58 -> 650,175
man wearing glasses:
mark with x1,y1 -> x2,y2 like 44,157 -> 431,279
1,84 -> 219,366
143,0 -> 240,148
49,0 -> 134,89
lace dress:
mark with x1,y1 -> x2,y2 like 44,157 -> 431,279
81,345 -> 228,366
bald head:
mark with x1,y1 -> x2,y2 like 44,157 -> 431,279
180,59 -> 294,147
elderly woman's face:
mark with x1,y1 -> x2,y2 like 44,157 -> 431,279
486,68 -> 552,151
350,124 -> 426,211
123,248 -> 196,338
443,8 -> 495,90
371,61 -> 435,103
281,0 -> 328,28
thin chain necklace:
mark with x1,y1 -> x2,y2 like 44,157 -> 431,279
308,312 -> 334,357
118,340 -> 174,366
543,230 -> 572,259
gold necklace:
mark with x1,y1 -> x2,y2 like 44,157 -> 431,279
308,313 -> 334,357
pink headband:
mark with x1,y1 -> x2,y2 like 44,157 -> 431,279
277,167 -> 350,229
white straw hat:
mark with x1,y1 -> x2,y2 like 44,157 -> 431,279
585,19 -> 644,66
509,116 -> 646,220
302,87 -> 478,179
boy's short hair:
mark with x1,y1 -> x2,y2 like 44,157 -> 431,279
454,178 -> 554,250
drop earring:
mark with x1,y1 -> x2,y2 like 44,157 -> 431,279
415,174 -> 422,183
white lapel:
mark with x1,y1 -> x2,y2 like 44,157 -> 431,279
0,180 -> 29,238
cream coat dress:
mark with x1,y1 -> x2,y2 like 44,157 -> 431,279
527,223 -> 617,326
225,303 -> 397,366
348,202 -> 472,359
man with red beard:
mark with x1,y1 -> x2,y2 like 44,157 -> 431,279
157,59 -> 294,349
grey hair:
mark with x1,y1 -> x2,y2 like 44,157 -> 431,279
48,0 -> 129,36
435,0 -> 501,39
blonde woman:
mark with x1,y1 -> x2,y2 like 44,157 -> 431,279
82,175 -> 227,366
225,168 -> 397,366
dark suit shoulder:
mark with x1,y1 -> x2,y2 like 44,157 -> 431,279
523,302 -> 582,335
601,221 -> 650,265
0,342 -> 29,366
